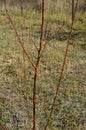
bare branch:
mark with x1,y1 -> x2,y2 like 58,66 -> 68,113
5,8 -> 36,70
45,0 -> 79,129
20,29 -> 32,129
23,17 -> 39,52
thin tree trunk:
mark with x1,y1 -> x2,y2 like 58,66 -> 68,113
33,0 -> 45,130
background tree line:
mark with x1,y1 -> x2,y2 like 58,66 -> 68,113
0,0 -> 86,12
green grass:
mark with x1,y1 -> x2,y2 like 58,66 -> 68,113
73,12 -> 86,31
0,9 -> 86,130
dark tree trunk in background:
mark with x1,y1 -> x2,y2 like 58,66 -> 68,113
3,0 -> 6,9
20,0 -> 23,16
72,0 -> 74,22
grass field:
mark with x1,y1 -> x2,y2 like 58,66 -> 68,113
0,9 -> 86,130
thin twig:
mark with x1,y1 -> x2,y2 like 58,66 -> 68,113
21,28 -> 32,129
40,21 -> 66,58
23,53 -> 32,129
23,17 -> 39,52
21,20 -> 48,121
5,8 -> 36,70
45,0 -> 79,129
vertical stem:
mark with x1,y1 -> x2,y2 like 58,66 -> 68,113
33,1 -> 45,130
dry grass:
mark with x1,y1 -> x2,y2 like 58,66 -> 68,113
0,9 -> 86,130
